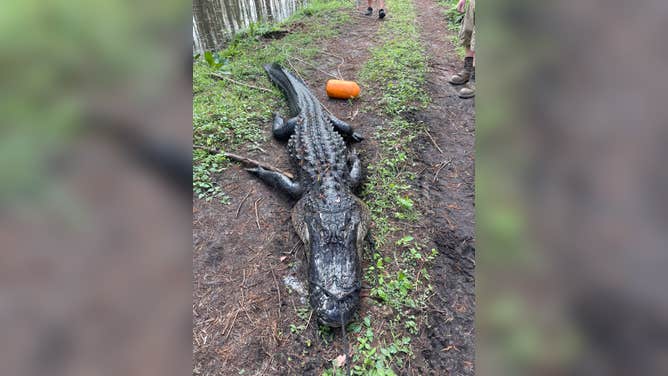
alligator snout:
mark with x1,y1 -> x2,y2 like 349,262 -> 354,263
310,283 -> 360,327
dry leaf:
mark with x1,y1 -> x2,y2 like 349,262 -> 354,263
333,354 -> 347,368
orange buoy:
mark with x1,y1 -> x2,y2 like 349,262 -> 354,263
326,79 -> 361,99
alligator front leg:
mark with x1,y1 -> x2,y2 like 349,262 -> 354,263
272,113 -> 300,141
329,115 -> 364,142
348,149 -> 363,189
246,167 -> 303,198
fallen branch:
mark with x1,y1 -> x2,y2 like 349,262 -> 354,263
209,73 -> 273,93
194,146 -> 295,179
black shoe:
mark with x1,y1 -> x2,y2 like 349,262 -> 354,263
378,9 -> 386,19
364,7 -> 373,16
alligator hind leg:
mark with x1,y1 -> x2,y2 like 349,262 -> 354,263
273,113 -> 300,141
329,115 -> 364,142
246,167 -> 303,199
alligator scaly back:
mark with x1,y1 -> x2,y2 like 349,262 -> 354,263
249,63 -> 369,329
264,63 -> 348,188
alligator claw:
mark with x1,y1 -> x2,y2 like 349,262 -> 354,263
351,132 -> 364,142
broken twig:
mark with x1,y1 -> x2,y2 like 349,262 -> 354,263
424,130 -> 444,154
236,190 -> 253,218
254,198 -> 263,230
270,267 -> 282,320
433,158 -> 452,183
209,73 -> 273,93
321,50 -> 345,80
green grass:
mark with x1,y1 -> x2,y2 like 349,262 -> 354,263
192,0 -> 351,202
360,0 -> 429,115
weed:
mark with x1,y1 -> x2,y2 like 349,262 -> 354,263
439,0 -> 466,30
290,323 -> 307,334
289,305 -> 312,335
348,318 -> 412,375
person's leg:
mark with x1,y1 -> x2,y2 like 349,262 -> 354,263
365,0 -> 373,15
458,8 -> 476,98
449,48 -> 473,85
378,0 -> 386,19
468,20 -> 476,76
450,1 -> 475,85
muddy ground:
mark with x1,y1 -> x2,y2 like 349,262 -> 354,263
193,1 -> 475,374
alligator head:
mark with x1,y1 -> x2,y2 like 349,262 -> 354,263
292,191 -> 370,327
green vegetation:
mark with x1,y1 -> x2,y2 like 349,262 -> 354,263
360,0 -> 429,115
347,238 -> 437,375
289,305 -> 311,335
439,0 -> 466,30
192,0 -> 351,202
437,0 -> 466,57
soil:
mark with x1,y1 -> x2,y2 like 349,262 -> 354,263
193,1 -> 475,374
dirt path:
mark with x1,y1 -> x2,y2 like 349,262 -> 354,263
193,1 -> 475,374
411,0 -> 476,374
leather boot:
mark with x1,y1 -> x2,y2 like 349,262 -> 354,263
458,82 -> 475,99
449,56 -> 474,85
364,7 -> 373,15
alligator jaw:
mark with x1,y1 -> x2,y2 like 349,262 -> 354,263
291,193 -> 369,327
311,284 -> 360,327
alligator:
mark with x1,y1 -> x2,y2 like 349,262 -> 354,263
246,63 -> 370,327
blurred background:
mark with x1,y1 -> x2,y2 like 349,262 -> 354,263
0,1 -> 192,375
2,0 -> 668,375
477,0 -> 668,374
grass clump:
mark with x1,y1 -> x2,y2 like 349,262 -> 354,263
360,0 -> 429,115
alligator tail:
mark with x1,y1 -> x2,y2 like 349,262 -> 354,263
264,63 -> 302,117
